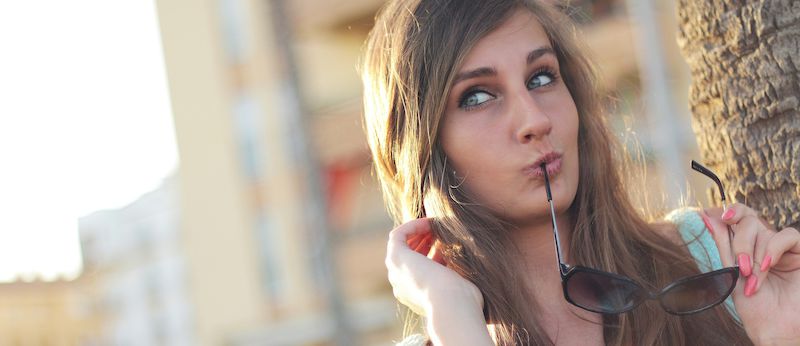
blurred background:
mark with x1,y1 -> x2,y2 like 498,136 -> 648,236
0,0 -> 721,345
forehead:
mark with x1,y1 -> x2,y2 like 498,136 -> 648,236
459,9 -> 550,69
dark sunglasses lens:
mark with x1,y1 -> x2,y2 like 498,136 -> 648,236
566,270 -> 642,313
660,270 -> 736,314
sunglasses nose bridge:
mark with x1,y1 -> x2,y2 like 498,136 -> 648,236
626,284 -> 657,306
640,289 -> 659,302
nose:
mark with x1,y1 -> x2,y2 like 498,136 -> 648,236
512,91 -> 552,144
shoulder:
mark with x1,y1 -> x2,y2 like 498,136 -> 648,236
662,207 -> 726,270
650,220 -> 682,245
650,207 -> 703,245
658,207 -> 722,246
663,206 -> 720,234
667,207 -> 727,236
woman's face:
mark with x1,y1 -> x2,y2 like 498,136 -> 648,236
439,8 -> 580,225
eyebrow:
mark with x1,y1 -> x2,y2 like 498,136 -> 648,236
452,46 -> 556,85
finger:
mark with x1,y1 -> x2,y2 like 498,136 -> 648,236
751,227 -> 800,297
762,227 -> 800,273
751,226 -> 775,273
719,202 -> 758,225
413,232 -> 434,254
420,235 -> 437,256
388,218 -> 432,251
407,232 -> 429,250
701,209 -> 734,267
730,214 -> 764,277
386,218 -> 433,270
407,234 -> 423,249
747,227 -> 776,296
428,240 -> 447,266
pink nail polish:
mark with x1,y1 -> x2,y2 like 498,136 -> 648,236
738,254 -> 751,277
701,214 -> 714,235
722,209 -> 735,221
760,255 -> 772,272
744,275 -> 758,297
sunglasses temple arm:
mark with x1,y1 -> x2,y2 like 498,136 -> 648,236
549,199 -> 567,274
542,164 -> 567,275
691,160 -> 738,266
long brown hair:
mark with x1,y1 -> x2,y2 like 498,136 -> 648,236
361,0 -> 749,344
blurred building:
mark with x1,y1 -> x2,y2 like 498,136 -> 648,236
155,0 -> 396,345
78,176 -> 194,345
0,278 -> 100,346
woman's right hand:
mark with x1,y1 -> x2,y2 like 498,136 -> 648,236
385,218 -> 484,317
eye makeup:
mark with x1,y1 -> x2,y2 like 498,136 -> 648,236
454,63 -> 561,111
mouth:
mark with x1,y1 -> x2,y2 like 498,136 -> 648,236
524,152 -> 563,178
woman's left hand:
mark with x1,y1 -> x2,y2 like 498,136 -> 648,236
703,204 -> 800,345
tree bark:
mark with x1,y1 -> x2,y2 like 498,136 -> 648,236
676,0 -> 800,229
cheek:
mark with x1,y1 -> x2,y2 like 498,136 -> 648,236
549,91 -> 579,143
440,117 -> 503,169
440,129 -> 508,205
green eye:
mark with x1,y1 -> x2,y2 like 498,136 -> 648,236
527,73 -> 554,89
460,91 -> 494,108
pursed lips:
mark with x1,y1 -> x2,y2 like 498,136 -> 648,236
523,152 -> 563,178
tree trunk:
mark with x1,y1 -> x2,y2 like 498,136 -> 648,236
676,0 -> 800,229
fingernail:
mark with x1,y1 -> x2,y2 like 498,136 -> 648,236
722,209 -> 735,221
738,253 -> 752,276
760,255 -> 772,272
744,275 -> 758,297
701,214 -> 714,235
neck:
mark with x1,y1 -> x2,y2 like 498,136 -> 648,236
508,211 -> 574,301
509,211 -> 605,338
509,211 -> 573,270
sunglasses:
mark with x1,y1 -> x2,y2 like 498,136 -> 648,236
542,160 -> 739,315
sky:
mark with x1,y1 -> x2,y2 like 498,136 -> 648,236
0,0 -> 177,281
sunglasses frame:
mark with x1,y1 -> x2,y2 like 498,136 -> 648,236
560,264 -> 739,315
543,160 -> 740,315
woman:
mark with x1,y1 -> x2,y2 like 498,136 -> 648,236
360,0 -> 800,344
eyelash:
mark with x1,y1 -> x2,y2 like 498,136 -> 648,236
457,67 -> 561,111
529,67 -> 560,88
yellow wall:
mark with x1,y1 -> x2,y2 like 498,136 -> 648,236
0,279 -> 100,346
155,0 -> 267,344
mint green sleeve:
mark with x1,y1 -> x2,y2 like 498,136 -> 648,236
665,207 -> 740,322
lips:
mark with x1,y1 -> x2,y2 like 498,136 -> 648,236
524,152 -> 563,178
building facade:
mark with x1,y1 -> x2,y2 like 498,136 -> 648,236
0,278 -> 100,346
78,176 -> 194,346
155,0 -> 399,344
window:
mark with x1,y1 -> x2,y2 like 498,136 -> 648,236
255,213 -> 285,304
232,92 -> 266,180
218,0 -> 249,63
